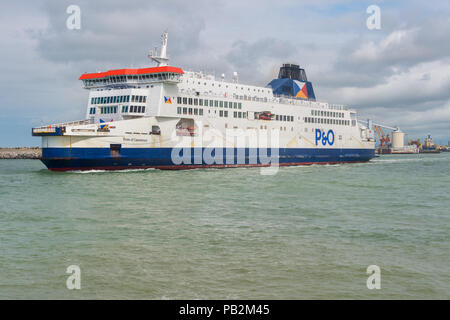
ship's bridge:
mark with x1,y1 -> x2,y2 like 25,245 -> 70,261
79,66 -> 184,89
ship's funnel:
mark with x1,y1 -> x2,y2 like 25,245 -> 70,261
267,63 -> 316,100
278,64 -> 308,82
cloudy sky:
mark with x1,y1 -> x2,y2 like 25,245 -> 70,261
1,0 -> 449,146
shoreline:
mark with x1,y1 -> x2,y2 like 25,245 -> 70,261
0,147 -> 41,159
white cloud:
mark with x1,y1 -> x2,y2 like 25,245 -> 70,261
0,0 -> 449,145
329,60 -> 450,108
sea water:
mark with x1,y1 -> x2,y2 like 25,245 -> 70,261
0,154 -> 449,299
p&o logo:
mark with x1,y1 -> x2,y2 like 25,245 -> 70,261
315,129 -> 335,146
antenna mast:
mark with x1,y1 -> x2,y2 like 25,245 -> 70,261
148,31 -> 169,66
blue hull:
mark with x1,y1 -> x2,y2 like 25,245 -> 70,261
41,147 -> 375,171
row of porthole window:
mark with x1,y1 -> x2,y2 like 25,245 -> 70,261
122,105 -> 146,113
89,105 -> 146,115
100,106 -> 118,114
91,95 -> 146,105
304,117 -> 350,126
311,110 -> 344,118
259,125 -> 293,131
177,97 -> 242,109
186,80 -> 271,94
176,107 -> 204,116
275,115 -> 294,122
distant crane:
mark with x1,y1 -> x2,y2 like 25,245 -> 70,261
374,125 -> 390,147
371,123 -> 399,147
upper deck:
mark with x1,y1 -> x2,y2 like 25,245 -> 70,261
79,66 -> 184,89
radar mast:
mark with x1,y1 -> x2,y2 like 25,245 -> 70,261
148,31 -> 169,66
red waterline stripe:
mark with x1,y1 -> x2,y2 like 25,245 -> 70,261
47,161 -> 368,172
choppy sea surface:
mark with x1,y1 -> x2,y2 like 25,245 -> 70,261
0,154 -> 449,299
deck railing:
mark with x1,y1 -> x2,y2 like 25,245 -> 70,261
32,119 -> 91,131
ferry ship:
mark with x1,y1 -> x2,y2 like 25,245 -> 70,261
32,32 -> 375,171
